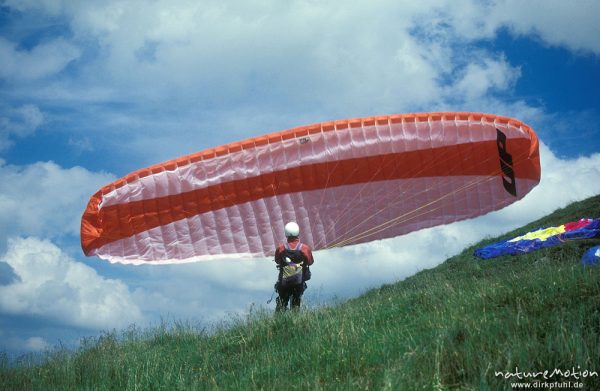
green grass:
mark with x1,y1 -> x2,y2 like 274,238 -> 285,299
2,195 -> 600,390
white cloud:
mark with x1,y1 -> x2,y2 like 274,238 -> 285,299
488,0 -> 600,55
6,105 -> 43,137
0,37 -> 80,81
0,104 -> 44,151
129,258 -> 275,324
0,237 -> 143,330
521,143 -> 600,214
0,160 -> 115,240
429,1 -> 600,55
0,333 -> 52,354
450,56 -> 521,102
1,1 -> 596,115
0,2 -> 485,105
24,336 -> 50,351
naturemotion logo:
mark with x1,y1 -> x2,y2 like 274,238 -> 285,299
495,366 -> 597,389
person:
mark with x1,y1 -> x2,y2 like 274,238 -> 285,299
273,221 -> 314,311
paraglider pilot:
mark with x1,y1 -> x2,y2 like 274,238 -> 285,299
274,222 -> 314,311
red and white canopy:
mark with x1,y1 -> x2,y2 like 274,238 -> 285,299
81,112 -> 540,265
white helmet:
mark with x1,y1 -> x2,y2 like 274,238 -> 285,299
284,221 -> 300,237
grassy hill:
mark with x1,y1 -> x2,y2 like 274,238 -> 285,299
2,195 -> 599,390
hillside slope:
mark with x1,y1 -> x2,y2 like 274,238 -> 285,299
2,195 -> 600,390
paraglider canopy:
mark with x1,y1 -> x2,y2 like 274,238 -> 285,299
81,112 -> 540,265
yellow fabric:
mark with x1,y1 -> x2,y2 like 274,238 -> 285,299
282,263 -> 303,279
508,225 -> 566,242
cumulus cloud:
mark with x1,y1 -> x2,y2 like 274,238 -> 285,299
127,257 -> 275,325
487,0 -> 600,55
0,104 -> 44,151
71,0 -> 441,114
0,1 -> 595,119
0,37 -> 80,81
429,0 -> 600,55
0,160 -> 115,242
0,333 -> 51,355
0,104 -> 44,137
0,237 -> 143,330
449,56 -> 521,102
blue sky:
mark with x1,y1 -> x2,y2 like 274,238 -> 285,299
1,0 -> 599,357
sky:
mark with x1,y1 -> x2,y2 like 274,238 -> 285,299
1,0 -> 600,357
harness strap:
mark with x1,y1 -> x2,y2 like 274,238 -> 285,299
284,242 -> 303,251
283,242 -> 303,264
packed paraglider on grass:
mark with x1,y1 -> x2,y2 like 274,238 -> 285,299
474,218 -> 600,260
